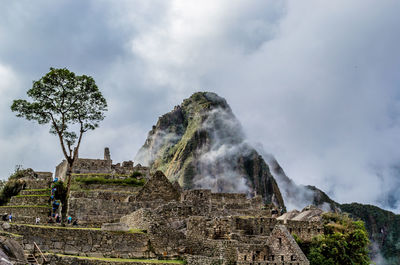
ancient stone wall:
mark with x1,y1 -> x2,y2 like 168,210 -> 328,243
281,220 -> 324,242
134,171 -> 180,203
181,190 -> 212,205
8,195 -> 49,206
71,159 -> 113,174
3,223 -> 149,258
265,225 -> 309,265
55,160 -> 68,181
236,244 -> 270,265
184,255 -> 222,265
67,197 -> 139,225
0,206 -> 50,224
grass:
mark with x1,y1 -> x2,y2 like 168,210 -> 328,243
0,230 -> 23,238
72,173 -> 131,178
48,253 -> 186,264
74,176 -> 146,187
12,223 -> 146,233
0,205 -> 51,208
23,188 -> 51,192
15,194 -> 50,197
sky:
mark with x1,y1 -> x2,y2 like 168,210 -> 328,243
1,0 -> 400,213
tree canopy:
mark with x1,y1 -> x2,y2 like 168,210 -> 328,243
11,67 -> 107,165
296,212 -> 371,265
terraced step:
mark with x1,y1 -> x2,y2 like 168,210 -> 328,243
8,195 -> 50,206
24,179 -> 52,190
20,189 -> 51,196
0,205 -> 51,224
45,253 -> 185,265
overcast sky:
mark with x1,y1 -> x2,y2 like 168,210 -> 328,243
1,0 -> 400,213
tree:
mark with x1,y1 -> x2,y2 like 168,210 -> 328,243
296,212 -> 371,265
11,67 -> 107,223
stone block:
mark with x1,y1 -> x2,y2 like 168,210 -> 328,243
101,222 -> 129,232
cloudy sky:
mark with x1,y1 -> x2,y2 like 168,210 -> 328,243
1,0 -> 400,213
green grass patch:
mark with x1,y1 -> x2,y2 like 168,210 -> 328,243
74,176 -> 145,187
49,253 -> 185,264
23,188 -> 51,192
0,205 -> 51,208
0,230 -> 23,238
15,194 -> 49,197
72,173 -> 131,178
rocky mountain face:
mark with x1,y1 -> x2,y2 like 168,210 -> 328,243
136,92 -> 284,208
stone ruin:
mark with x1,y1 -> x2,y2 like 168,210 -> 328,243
0,161 -> 323,264
55,147 -> 150,180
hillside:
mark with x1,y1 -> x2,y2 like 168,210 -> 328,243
136,92 -> 285,208
341,203 -> 400,265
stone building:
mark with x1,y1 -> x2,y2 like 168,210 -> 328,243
55,147 -> 149,180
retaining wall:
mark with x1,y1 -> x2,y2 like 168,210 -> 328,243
3,223 -> 150,258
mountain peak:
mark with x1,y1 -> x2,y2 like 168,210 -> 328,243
135,92 -> 285,208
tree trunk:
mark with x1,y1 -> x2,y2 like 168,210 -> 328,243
61,166 -> 72,226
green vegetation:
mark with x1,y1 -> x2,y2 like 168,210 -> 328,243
0,169 -> 27,205
74,176 -> 145,186
8,169 -> 26,180
0,230 -> 23,238
24,188 -> 51,192
130,171 -> 143,178
48,253 -> 185,263
15,194 -> 49,197
0,205 -> 51,208
341,203 -> 400,265
296,212 -> 371,265
72,173 -> 130,178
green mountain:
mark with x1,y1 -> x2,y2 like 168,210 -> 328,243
341,203 -> 400,265
136,92 -> 285,208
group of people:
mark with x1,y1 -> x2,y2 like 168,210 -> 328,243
47,177 -> 78,225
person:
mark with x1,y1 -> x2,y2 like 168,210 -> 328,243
47,216 -> 54,224
35,217 -> 40,224
67,216 -> 72,224
8,213 -> 12,222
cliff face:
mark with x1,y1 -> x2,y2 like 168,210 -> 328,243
136,92 -> 285,208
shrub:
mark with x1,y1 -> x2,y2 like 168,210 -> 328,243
296,212 -> 371,265
130,171 -> 143,178
0,180 -> 25,206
